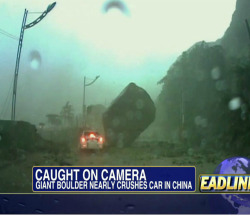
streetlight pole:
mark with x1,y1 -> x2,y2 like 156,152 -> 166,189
11,2 -> 56,121
83,75 -> 100,127
11,9 -> 28,121
83,76 -> 86,127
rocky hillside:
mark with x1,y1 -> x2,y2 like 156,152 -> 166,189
156,0 -> 250,154
220,0 -> 250,57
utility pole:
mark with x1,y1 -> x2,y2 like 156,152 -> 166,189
83,75 -> 100,128
11,9 -> 28,121
83,76 -> 86,127
11,2 -> 56,121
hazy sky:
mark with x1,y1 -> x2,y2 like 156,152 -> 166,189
0,0 -> 236,124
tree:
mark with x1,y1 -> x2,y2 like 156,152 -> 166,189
60,101 -> 74,126
46,114 -> 61,126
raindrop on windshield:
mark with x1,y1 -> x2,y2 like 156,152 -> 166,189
29,50 -> 41,70
135,111 -> 142,120
229,97 -> 241,110
200,139 -> 207,149
211,66 -> 221,80
241,103 -> 248,113
112,118 -> 120,127
107,128 -> 115,139
54,199 -> 59,204
200,118 -> 208,128
126,111 -> 134,120
117,133 -> 124,148
34,209 -> 44,214
181,130 -> 188,139
2,198 -> 9,202
18,202 -> 25,207
136,99 -> 144,110
194,116 -> 202,126
241,112 -> 246,120
215,80 -> 227,91
102,0 -> 130,16
125,204 -> 135,211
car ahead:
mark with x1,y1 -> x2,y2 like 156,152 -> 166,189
79,131 -> 104,150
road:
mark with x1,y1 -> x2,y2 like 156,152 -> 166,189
0,137 -> 229,193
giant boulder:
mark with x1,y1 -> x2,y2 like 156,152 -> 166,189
103,83 -> 156,147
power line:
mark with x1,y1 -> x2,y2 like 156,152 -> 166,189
0,28 -> 18,38
28,12 -> 43,14
0,32 -> 18,41
0,31 -> 18,40
0,28 -> 18,40
0,27 -> 18,118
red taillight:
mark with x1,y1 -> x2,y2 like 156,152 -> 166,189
81,137 -> 86,143
99,137 -> 103,143
89,133 -> 95,139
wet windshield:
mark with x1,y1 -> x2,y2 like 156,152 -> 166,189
0,0 -> 243,195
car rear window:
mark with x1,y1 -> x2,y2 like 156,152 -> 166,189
84,131 -> 99,136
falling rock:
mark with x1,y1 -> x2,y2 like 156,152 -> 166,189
102,83 -> 156,147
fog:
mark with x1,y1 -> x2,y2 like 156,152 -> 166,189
0,0 -> 236,125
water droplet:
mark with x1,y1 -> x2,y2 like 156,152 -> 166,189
196,70 -> 205,81
126,111 -> 134,120
136,99 -> 144,110
200,139 -> 206,148
229,97 -> 241,110
54,199 -> 59,204
34,209 -> 43,214
102,0 -> 130,16
29,50 -> 41,70
194,116 -> 202,126
117,142 -> 123,148
112,118 -> 120,127
125,204 -> 135,211
181,130 -> 188,138
200,118 -> 208,128
187,148 -> 193,156
91,153 -> 96,158
18,202 -> 25,207
107,128 -> 115,138
215,80 -> 227,91
117,133 -> 124,148
2,198 -> 9,202
30,59 -> 40,70
241,112 -> 246,120
241,103 -> 248,113
135,111 -> 142,120
211,67 -> 221,80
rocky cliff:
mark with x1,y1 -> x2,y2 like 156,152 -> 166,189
220,0 -> 250,57
156,0 -> 250,154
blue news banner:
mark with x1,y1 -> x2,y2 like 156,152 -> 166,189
33,166 -> 196,192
